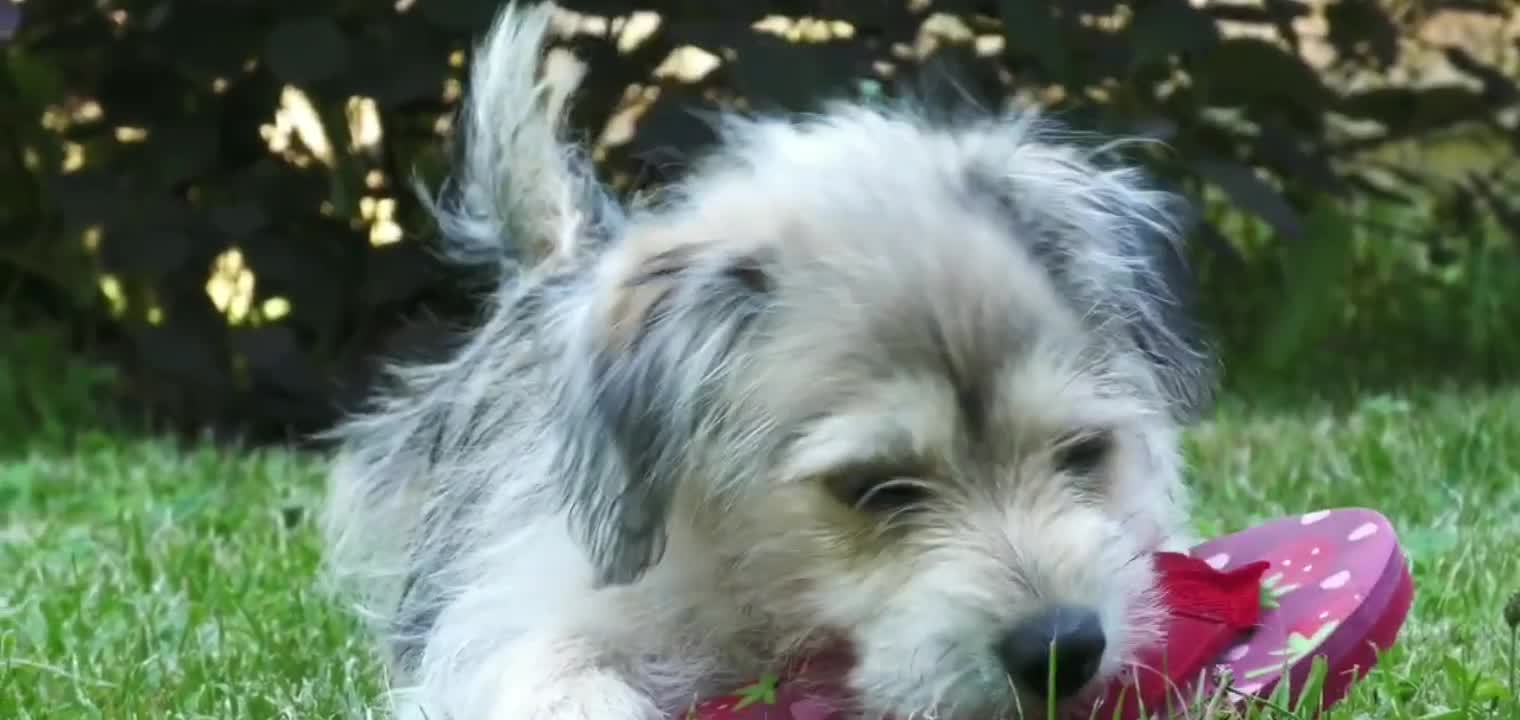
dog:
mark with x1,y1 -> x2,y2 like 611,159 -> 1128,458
321,3 -> 1216,718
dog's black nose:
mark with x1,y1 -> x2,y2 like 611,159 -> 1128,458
997,605 -> 1106,700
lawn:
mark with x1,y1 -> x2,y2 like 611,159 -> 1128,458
2,384 -> 1518,719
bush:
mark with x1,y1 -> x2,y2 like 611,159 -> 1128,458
2,0 -> 1518,440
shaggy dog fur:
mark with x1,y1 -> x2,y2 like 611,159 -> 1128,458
322,3 -> 1217,718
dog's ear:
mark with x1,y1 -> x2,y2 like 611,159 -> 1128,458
1110,198 -> 1216,422
556,243 -> 772,587
964,133 -> 1215,422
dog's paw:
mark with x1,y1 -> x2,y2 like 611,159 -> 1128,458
488,669 -> 664,720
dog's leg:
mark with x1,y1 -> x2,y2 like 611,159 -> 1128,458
399,627 -> 666,720
483,631 -> 663,720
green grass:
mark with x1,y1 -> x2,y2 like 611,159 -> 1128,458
1186,389 -> 1520,718
0,440 -> 384,719
2,356 -> 1518,717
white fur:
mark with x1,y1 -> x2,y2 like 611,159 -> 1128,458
322,3 -> 1215,719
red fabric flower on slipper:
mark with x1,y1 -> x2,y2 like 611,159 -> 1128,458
1087,553 -> 1270,719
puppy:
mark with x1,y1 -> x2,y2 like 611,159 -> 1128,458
322,3 -> 1215,718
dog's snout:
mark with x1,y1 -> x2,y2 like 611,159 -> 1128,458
997,605 -> 1106,700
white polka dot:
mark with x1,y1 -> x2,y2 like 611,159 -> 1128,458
1205,553 -> 1230,570
1319,611 -> 1330,620
1348,522 -> 1379,542
1301,510 -> 1332,525
1354,593 -> 1363,601
1311,547 -> 1321,556
1320,570 -> 1351,590
1282,558 -> 1293,567
1227,644 -> 1251,662
1302,565 -> 1313,573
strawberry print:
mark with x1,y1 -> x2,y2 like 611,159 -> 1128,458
1283,586 -> 1363,639
1277,618 -> 1341,660
1259,580 -> 1280,610
1259,570 -> 1302,607
1241,619 -> 1341,680
1264,534 -> 1337,576
1239,584 -> 1367,683
732,673 -> 780,710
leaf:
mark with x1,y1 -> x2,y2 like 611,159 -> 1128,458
230,326 -> 325,399
1340,86 -> 1492,131
145,122 -> 220,186
1324,0 -> 1399,69
363,241 -> 444,309
998,0 -> 1070,78
5,44 -> 66,105
1336,86 -> 1415,123
1195,37 -> 1328,111
264,17 -> 350,86
208,203 -> 270,240
341,18 -> 451,108
418,0 -> 501,32
21,9 -> 114,53
1058,0 -> 1123,13
153,1 -> 262,79
44,172 -> 125,224
1442,46 -> 1520,104
1068,24 -> 1135,82
1250,124 -> 1344,197
1127,0 -> 1220,65
238,228 -> 350,335
130,322 -> 231,389
99,196 -> 199,279
96,50 -> 190,127
1472,675 -> 1511,703
725,34 -> 867,113
1440,654 -> 1473,694
1192,156 -> 1305,241
1342,167 -> 1426,206
1202,3 -> 1311,23
232,159 -> 330,219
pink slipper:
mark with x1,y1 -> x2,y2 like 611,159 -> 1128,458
680,508 -> 1414,720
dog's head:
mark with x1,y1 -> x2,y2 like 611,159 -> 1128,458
539,103 -> 1213,717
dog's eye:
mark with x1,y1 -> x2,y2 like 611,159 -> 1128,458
1054,431 -> 1113,476
829,475 -> 931,514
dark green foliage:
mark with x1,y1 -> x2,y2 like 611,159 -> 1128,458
2,0 -> 1518,441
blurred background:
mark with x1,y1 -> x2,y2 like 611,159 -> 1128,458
2,1 -> 1518,718
3,0 -> 1518,443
